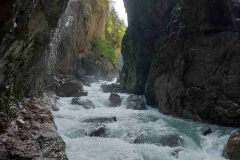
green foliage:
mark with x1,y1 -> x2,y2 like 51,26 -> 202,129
106,2 -> 126,49
91,39 -> 117,65
91,0 -> 127,67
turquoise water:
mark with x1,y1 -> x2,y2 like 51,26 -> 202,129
53,79 -> 236,160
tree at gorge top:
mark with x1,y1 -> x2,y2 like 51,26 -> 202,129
91,0 -> 126,66
106,1 -> 126,49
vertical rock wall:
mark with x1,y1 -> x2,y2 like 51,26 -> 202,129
122,0 -> 178,94
56,0 -> 109,76
122,0 -> 240,126
0,0 -> 69,128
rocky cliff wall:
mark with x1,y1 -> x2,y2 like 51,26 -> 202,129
0,0 -> 69,123
56,0 -> 109,77
0,94 -> 67,159
0,0 -> 69,158
122,0 -> 240,126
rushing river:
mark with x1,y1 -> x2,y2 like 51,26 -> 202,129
53,79 -> 236,160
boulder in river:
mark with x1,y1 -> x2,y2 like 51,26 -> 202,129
81,76 -> 98,86
58,92 -> 67,97
201,126 -> 213,136
76,68 -> 86,79
101,83 -> 121,93
126,94 -> 147,110
71,91 -> 88,97
71,98 -> 95,109
58,80 -> 84,97
0,98 -> 67,159
105,69 -> 120,81
171,148 -> 185,159
223,131 -> 240,160
109,93 -> 122,107
89,124 -> 106,137
161,134 -> 186,148
83,117 -> 117,123
83,52 -> 119,80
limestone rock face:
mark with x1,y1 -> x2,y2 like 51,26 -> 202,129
56,0 -> 111,79
83,52 -> 120,80
123,0 -> 240,126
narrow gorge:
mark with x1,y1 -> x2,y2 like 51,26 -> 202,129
0,0 -> 240,160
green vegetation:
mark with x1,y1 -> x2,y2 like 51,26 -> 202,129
91,39 -> 117,65
106,1 -> 126,49
91,0 -> 126,66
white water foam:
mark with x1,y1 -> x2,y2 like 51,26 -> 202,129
53,79 -> 235,160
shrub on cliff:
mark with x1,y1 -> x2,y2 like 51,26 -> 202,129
91,39 -> 117,66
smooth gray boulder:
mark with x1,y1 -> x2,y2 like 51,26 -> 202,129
71,98 -> 95,109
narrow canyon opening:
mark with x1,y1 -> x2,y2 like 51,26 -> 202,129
0,0 -> 240,160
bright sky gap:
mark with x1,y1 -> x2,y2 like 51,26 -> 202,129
113,0 -> 128,26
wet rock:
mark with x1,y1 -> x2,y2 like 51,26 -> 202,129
71,91 -> 88,97
161,134 -> 186,148
101,83 -> 121,93
129,131 -> 185,148
71,98 -> 95,109
67,124 -> 106,138
16,119 -> 25,128
106,69 -> 120,81
171,148 -> 184,158
58,80 -> 84,97
223,131 -> 240,160
82,76 -> 98,83
58,92 -> 67,97
126,94 -> 147,110
133,133 -> 151,144
38,115 -> 48,124
109,93 -> 122,107
201,126 -> 213,136
76,68 -> 86,79
81,76 -> 98,86
83,117 -> 117,123
52,105 -> 60,111
83,52 -> 119,80
20,112 -> 33,120
125,131 -> 151,144
89,124 -> 106,137
122,0 -> 240,126
56,1 -> 109,80
0,97 -> 67,159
